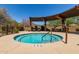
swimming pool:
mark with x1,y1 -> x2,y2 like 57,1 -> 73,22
14,33 -> 63,44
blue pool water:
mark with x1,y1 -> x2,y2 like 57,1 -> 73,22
14,33 -> 63,44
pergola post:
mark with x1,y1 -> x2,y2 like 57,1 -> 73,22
61,18 -> 68,44
44,20 -> 47,31
61,19 -> 65,32
65,26 -> 68,44
6,24 -> 9,35
30,19 -> 32,31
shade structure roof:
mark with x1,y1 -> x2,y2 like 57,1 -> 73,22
30,5 -> 79,21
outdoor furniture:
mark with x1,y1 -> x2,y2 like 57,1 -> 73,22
32,26 -> 40,31
40,26 -> 45,31
31,27 -> 35,31
46,28 -> 50,31
35,26 -> 38,31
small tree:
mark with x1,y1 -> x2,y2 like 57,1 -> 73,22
48,20 -> 61,28
66,18 -> 75,26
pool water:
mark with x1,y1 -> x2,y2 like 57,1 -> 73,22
14,33 -> 63,44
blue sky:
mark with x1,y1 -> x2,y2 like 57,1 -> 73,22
0,4 -> 76,25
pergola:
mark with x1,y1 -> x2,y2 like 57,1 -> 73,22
29,5 -> 79,44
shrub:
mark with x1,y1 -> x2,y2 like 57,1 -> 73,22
13,28 -> 19,33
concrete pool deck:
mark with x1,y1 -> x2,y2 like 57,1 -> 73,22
0,31 -> 79,54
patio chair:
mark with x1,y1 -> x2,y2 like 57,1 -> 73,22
35,26 -> 38,31
31,27 -> 35,31
40,26 -> 45,31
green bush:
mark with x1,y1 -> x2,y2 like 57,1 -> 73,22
13,28 -> 19,33
0,27 -> 2,33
